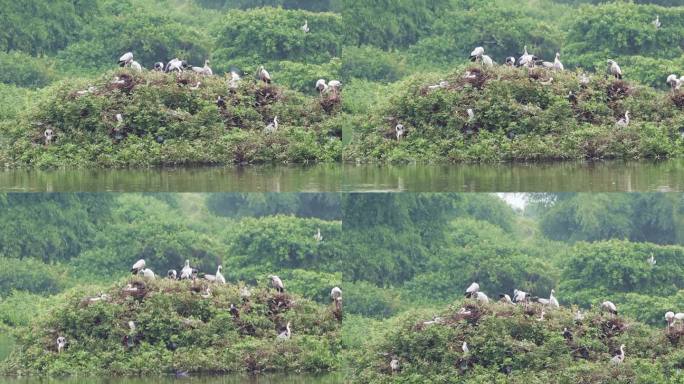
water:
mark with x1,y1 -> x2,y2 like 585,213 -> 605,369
0,374 -> 344,384
1,160 -> 683,192
0,165 -> 342,192
342,160 -> 684,192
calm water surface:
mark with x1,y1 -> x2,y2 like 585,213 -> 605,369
1,160 -> 683,192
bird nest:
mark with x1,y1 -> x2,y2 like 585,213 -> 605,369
670,92 -> 684,109
595,317 -> 627,338
319,92 -> 341,114
462,67 -> 490,90
106,73 -> 137,94
255,84 -> 282,107
267,292 -> 294,315
665,328 -> 684,345
607,80 -> 631,101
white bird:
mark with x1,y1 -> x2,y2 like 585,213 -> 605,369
601,301 -> 618,316
467,108 -> 475,123
269,275 -> 284,292
153,62 -> 165,71
129,60 -> 142,72
167,269 -> 177,279
315,79 -> 328,94
462,341 -> 469,354
538,309 -> 545,321
675,313 -> 684,330
549,289 -> 560,309
616,111 -> 630,128
139,268 -> 155,280
192,60 -> 212,76
166,58 -> 184,73
215,265 -> 226,284
499,293 -> 514,304
331,286 -> 342,301
390,358 -> 400,373
427,80 -> 448,90
277,321 -> 291,340
128,321 -> 136,332
458,307 -> 472,316
180,260 -> 193,280
580,73 -> 591,86
513,289 -> 529,304
505,56 -> 516,66
666,74 -> 682,91
44,128 -> 54,146
240,286 -> 252,300
553,52 -> 564,71
647,253 -> 656,266
314,228 -> 323,242
465,282 -> 479,298
470,46 -> 485,61
201,287 -> 212,299
610,344 -> 625,365
665,311 -> 675,328
607,60 -> 622,79
301,19 -> 309,33
475,291 -> 489,304
130,259 -> 145,274
518,45 -> 537,68
327,80 -> 342,95
574,310 -> 585,322
264,116 -> 279,134
395,124 -> 405,140
118,52 -> 133,67
481,54 -> 494,67
258,65 -> 271,84
653,15 -> 661,29
56,336 -> 67,353
228,70 -> 241,89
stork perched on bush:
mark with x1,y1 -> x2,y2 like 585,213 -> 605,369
258,66 -> 272,84
601,301 -> 618,317
118,52 -> 133,67
465,282 -> 479,298
607,60 -> 622,79
192,60 -> 213,76
469,46 -> 484,62
518,45 -> 538,68
269,275 -> 284,292
315,79 -> 328,94
130,259 -> 145,274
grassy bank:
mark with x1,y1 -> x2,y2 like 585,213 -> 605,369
345,66 -> 684,163
0,277 -> 342,376
0,70 -> 342,168
349,300 -> 684,383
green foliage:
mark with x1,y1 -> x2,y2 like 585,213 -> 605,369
0,258 -> 66,296
207,193 -> 342,220
212,8 -> 344,71
350,301 -> 680,383
347,66 -> 684,163
341,46 -> 407,83
0,52 -> 57,88
1,278 -> 342,375
540,194 -> 684,244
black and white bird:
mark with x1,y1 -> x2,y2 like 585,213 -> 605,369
505,56 -> 516,66
562,327 -> 573,341
328,80 -> 342,95
499,293 -> 514,304
470,46 -> 485,62
616,111 -> 630,128
153,62 -> 165,71
258,66 -> 272,84
264,116 -> 279,134
230,303 -> 240,318
653,15 -> 661,29
601,301 -> 618,316
192,60 -> 213,76
44,128 -> 54,146
518,45 -> 537,68
647,253 -> 656,266
167,269 -> 177,279
139,268 -> 155,280
277,322 -> 291,340
395,124 -> 405,140
216,96 -> 226,109
315,79 -> 328,94
56,336 -> 67,353
666,74 -> 682,91
390,358 -> 400,373
269,275 -> 284,293
130,259 -> 145,274
513,289 -> 529,304
118,52 -> 133,67
165,58 -> 185,73
331,286 -> 342,301
610,344 -> 625,365
465,282 -> 479,298
180,260 -> 193,280
607,60 -> 622,79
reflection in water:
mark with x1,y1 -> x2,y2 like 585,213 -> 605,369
0,165 -> 342,192
0,373 -> 344,384
343,160 -> 684,192
1,160 -> 683,192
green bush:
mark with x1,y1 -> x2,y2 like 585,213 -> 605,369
0,258 -> 66,296
0,52 -> 57,88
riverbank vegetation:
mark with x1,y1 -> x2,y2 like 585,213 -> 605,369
3,1 -> 684,166
339,193 -> 684,381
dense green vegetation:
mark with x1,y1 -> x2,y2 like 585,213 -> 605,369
2,0 -> 684,166
339,193 -> 684,381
